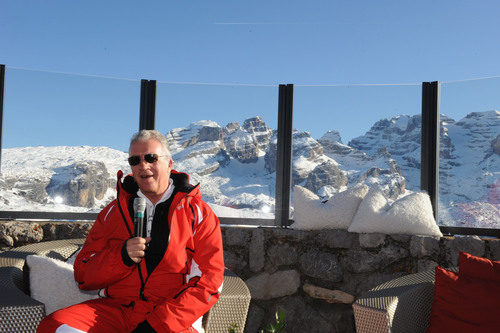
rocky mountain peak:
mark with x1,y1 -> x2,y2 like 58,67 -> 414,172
224,122 -> 240,135
319,130 -> 342,144
224,128 -> 260,164
46,161 -> 110,208
293,131 -> 324,160
198,124 -> 223,142
348,114 -> 421,158
166,120 -> 221,151
242,116 -> 268,133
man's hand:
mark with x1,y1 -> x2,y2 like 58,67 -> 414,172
126,237 -> 151,263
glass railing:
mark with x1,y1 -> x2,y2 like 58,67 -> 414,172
156,83 -> 277,220
292,84 -> 422,223
0,67 -> 497,232
1,67 -> 139,213
439,78 -> 500,229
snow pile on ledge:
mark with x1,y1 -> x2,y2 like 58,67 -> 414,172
292,185 -> 443,237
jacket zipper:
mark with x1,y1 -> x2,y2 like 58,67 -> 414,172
122,183 -> 199,301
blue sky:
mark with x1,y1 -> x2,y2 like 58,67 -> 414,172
2,0 -> 500,151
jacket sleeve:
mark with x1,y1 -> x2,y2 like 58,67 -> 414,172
74,202 -> 136,290
147,200 -> 225,332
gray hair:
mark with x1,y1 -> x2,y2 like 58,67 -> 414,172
129,130 -> 171,160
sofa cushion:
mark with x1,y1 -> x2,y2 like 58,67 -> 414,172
66,247 -> 81,265
459,251 -> 500,282
26,255 -> 99,315
426,263 -> 500,332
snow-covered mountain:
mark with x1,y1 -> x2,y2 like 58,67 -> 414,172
437,111 -> 499,228
0,112 -> 498,227
349,111 -> 499,228
0,146 -> 130,212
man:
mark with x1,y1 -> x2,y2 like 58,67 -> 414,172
38,130 -> 225,332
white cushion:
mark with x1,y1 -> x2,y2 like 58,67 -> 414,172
348,186 -> 443,237
26,255 -> 99,314
292,184 -> 369,230
65,248 -> 81,265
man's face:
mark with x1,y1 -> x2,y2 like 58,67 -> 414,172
129,139 -> 172,203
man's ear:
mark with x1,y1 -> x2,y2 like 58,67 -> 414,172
169,159 -> 173,168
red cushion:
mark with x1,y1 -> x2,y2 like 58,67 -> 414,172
459,251 -> 500,282
426,266 -> 500,332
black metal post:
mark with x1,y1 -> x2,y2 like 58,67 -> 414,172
0,65 -> 5,174
139,79 -> 157,130
275,84 -> 294,227
421,81 -> 440,220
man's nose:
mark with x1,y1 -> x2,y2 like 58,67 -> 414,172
137,159 -> 150,169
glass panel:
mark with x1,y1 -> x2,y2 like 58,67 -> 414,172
439,78 -> 500,229
292,84 -> 422,221
157,83 -> 277,221
1,68 -> 139,212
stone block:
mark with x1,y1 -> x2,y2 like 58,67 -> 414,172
342,245 -> 408,274
269,228 -> 310,242
224,227 -> 251,246
410,235 -> 440,258
378,244 -> 410,268
488,239 -> 500,260
359,233 -> 385,248
0,221 -> 43,246
263,260 -> 279,274
224,251 -> 247,272
342,250 -> 379,273
56,223 -> 92,239
0,233 -> 14,247
390,234 -> 412,243
417,259 -> 438,272
245,270 -> 301,300
244,304 -> 265,333
303,284 -> 355,304
267,243 -> 298,266
249,229 -> 265,272
299,249 -> 343,282
444,235 -> 485,266
42,223 -> 57,241
316,229 -> 354,249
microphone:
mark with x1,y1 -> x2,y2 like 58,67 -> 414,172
133,197 -> 147,238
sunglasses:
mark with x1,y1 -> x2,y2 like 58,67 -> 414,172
128,153 -> 167,166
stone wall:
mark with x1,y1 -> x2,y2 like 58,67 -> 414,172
1,221 -> 499,332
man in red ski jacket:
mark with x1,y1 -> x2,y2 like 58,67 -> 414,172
38,130 -> 225,332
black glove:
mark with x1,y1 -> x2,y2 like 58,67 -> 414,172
132,320 -> 156,333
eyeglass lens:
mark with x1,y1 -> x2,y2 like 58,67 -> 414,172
128,153 -> 160,166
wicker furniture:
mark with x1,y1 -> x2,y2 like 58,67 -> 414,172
0,239 -> 250,333
352,268 -> 457,333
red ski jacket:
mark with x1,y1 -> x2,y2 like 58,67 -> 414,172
74,170 -> 225,332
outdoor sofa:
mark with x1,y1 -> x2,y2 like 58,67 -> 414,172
0,238 -> 251,333
352,267 -> 458,333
